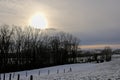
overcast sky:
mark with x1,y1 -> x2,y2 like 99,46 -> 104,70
0,0 -> 120,49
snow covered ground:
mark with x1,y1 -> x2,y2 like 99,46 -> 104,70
1,54 -> 120,80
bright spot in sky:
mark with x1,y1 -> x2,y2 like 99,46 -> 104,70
29,13 -> 47,29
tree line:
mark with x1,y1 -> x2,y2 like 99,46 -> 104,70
78,47 -> 112,63
0,25 -> 80,73
0,25 -> 112,73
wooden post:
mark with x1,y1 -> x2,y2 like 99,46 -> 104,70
30,75 -> 33,80
3,73 -> 5,80
26,71 -> 27,77
70,67 -> 72,72
38,70 -> 40,75
12,72 -> 15,78
64,69 -> 65,73
9,74 -> 11,80
48,70 -> 50,75
57,69 -> 59,74
0,74 -> 1,80
17,74 -> 20,80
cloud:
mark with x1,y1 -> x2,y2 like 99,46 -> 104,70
0,0 -> 120,47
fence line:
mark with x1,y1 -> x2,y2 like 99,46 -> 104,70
1,67 -> 72,80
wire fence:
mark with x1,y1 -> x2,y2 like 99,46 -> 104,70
0,67 -> 72,80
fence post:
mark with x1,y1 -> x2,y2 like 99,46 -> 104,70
3,73 -> 5,80
9,74 -> 11,80
30,75 -> 33,80
64,69 -> 65,73
38,70 -> 40,76
12,72 -> 15,78
0,74 -> 1,80
26,71 -> 27,77
70,67 -> 72,72
48,70 -> 50,75
57,69 -> 59,74
17,74 -> 20,80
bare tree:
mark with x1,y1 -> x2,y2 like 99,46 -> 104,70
102,46 -> 112,61
0,25 -> 81,73
0,25 -> 14,69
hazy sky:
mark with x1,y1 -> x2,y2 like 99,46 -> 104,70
0,0 -> 120,49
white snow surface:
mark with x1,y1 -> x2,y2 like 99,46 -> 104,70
1,54 -> 120,80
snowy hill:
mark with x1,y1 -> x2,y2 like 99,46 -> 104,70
1,55 -> 120,80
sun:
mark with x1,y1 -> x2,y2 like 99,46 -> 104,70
29,13 -> 47,29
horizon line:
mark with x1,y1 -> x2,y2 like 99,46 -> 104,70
80,44 -> 120,50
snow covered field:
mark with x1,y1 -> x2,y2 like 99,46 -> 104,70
1,54 -> 120,80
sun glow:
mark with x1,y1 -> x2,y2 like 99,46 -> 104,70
29,13 -> 47,29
